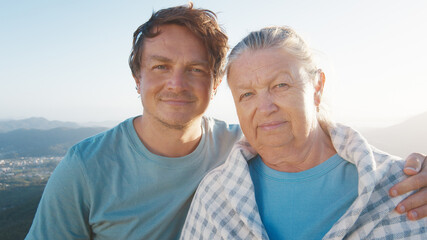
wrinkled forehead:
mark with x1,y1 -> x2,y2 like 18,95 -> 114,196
227,48 -> 304,85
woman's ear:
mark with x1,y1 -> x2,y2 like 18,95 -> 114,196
212,78 -> 223,99
314,70 -> 326,106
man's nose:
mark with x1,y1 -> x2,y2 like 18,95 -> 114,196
166,70 -> 187,91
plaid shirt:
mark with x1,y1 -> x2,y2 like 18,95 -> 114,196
181,123 -> 426,239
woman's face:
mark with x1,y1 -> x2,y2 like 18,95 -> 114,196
228,48 -> 321,151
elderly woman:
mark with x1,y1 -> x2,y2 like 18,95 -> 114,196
181,26 -> 426,239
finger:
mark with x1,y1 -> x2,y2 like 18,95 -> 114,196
407,205 -> 427,221
403,153 -> 426,175
395,187 -> 427,215
389,171 -> 427,197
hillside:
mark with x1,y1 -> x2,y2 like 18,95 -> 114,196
0,114 -> 426,240
0,117 -> 79,133
359,112 -> 427,157
0,127 -> 107,158
0,118 -> 109,239
0,185 -> 45,240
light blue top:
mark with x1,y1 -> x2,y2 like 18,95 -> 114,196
25,116 -> 242,240
249,154 -> 358,240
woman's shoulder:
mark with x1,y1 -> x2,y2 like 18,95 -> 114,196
197,161 -> 229,195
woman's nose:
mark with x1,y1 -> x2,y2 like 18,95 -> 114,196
258,93 -> 278,114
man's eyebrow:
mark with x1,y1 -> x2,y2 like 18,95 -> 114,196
148,55 -> 209,66
188,60 -> 209,66
148,55 -> 173,63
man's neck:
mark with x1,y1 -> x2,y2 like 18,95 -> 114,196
133,115 -> 203,158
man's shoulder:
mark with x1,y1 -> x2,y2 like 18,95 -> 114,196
68,117 -> 134,160
203,116 -> 242,138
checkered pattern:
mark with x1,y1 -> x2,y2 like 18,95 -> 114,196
180,123 -> 426,239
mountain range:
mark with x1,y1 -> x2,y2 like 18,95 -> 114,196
359,111 -> 427,158
0,113 -> 426,159
0,118 -> 107,158
0,117 -> 80,133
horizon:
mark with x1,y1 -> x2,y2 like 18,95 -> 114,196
2,110 -> 427,130
1,0 -> 426,128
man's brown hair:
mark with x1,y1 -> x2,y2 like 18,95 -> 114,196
129,3 -> 228,89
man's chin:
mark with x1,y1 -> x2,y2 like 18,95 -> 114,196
156,117 -> 192,130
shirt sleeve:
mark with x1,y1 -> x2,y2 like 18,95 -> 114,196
25,147 -> 92,240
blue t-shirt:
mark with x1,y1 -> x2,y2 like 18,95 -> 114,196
249,154 -> 358,240
26,116 -> 242,240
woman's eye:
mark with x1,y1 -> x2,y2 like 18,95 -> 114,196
273,83 -> 289,91
276,83 -> 288,88
240,92 -> 253,100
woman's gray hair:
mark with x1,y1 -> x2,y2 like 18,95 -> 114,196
227,26 -> 318,82
227,26 -> 334,131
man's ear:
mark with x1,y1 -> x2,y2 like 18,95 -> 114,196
133,75 -> 141,94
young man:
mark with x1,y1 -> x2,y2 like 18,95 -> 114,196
26,3 -> 427,240
26,4 -> 241,240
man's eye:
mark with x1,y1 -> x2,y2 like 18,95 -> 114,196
190,68 -> 203,73
153,65 -> 167,70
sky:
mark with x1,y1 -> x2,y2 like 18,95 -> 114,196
1,0 -> 426,128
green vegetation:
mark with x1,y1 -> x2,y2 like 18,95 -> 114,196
0,157 -> 60,190
0,184 -> 46,240
0,118 -> 109,239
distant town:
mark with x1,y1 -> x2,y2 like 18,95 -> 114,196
0,157 -> 61,190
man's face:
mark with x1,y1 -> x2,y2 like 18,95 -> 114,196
136,24 -> 213,129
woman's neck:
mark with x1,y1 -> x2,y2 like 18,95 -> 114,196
258,126 -> 336,173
